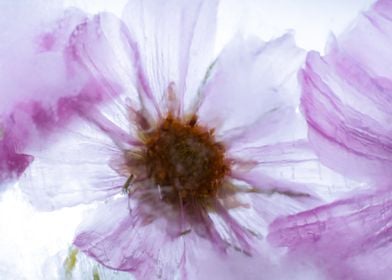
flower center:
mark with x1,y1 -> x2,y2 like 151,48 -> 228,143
144,115 -> 230,204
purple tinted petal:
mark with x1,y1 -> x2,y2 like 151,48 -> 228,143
230,140 -> 315,166
209,200 -> 254,255
338,1 -> 392,79
223,106 -> 308,151
0,109 -> 34,181
230,140 -> 363,201
0,8 -> 87,182
0,6 -> 126,183
374,0 -> 392,21
0,149 -> 33,183
74,197 -> 189,278
66,12 -> 138,101
77,106 -> 140,148
122,0 -> 219,113
20,118 -> 124,210
74,195 -> 279,279
0,6 -> 85,115
196,34 -> 305,136
300,1 -> 392,185
268,189 -> 392,279
0,78 -> 119,184
249,192 -> 313,230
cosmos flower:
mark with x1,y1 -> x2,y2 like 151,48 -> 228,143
268,188 -> 392,279
300,0 -> 392,186
0,2 -> 119,184
18,0 -> 363,278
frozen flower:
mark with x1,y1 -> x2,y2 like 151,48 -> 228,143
20,0 -> 362,278
268,188 -> 392,279
268,1 -> 392,279
0,2 -> 120,184
300,0 -> 392,186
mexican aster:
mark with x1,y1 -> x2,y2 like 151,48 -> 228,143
0,1 -> 118,185
300,0 -> 392,186
268,1 -> 392,279
15,0 -> 362,278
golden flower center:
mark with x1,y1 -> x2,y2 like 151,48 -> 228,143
144,115 -> 229,204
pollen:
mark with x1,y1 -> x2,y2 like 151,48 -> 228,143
143,114 -> 230,205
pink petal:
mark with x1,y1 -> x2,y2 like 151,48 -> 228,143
300,0 -> 392,185
0,6 -> 96,117
0,8 -> 78,182
66,12 -> 138,102
74,197 -> 189,278
19,118 -> 124,210
223,105 -> 308,151
217,189 -> 314,244
0,6 -> 122,183
230,140 -> 363,202
268,189 -> 392,279
196,34 -> 305,137
186,242 -> 287,280
74,195 -> 275,279
339,0 -> 392,79
122,0 -> 219,113
249,191 -> 314,230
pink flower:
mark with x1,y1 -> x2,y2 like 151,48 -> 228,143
268,1 -> 392,279
268,189 -> 392,279
0,3 -> 121,184
19,0 -> 360,278
300,0 -> 392,186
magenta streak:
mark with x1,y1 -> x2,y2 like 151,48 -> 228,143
119,23 -> 162,118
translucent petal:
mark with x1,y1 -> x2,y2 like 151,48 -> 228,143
300,0 -> 392,185
0,6 -> 120,183
122,0 -> 219,113
222,106 -> 307,151
74,197 -> 188,278
19,118 -> 125,210
66,12 -> 137,101
196,34 -> 305,137
230,140 -> 364,202
268,189 -> 392,279
73,195 -> 289,279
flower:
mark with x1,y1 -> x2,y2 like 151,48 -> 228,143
267,1 -> 392,279
0,3 -> 119,184
268,188 -> 392,279
299,0 -> 392,186
20,0 -> 362,278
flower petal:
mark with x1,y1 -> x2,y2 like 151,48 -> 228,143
122,0 -> 219,113
19,118 -> 125,210
74,197 -> 190,278
66,12 -> 137,102
74,195 -> 283,279
230,140 -> 363,202
268,189 -> 392,279
0,6 -> 122,183
196,34 -> 305,137
0,9 -> 76,182
339,0 -> 392,80
300,0 -> 392,185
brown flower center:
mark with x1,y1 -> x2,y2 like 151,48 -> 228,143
144,114 -> 230,204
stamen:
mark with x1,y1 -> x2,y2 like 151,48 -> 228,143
141,114 -> 230,205
122,174 -> 135,194
157,184 -> 163,200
